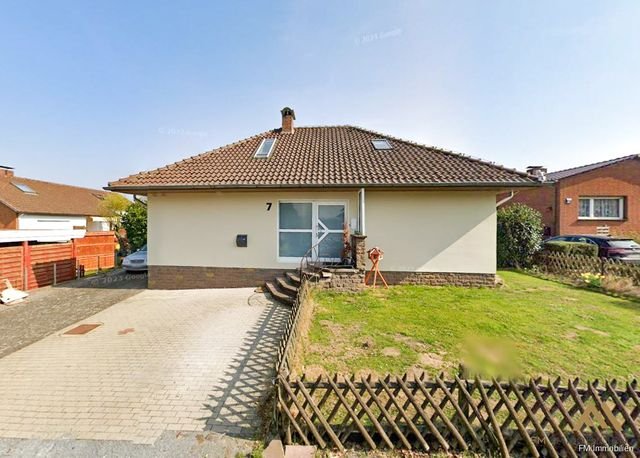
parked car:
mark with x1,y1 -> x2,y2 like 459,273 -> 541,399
544,235 -> 640,263
122,244 -> 148,272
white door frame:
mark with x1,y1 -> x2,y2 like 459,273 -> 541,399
277,200 -> 347,263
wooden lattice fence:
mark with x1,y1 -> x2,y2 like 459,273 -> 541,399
273,276 -> 640,455
535,252 -> 640,285
275,279 -> 312,374
277,373 -> 640,456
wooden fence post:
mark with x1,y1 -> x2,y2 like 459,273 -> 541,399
22,241 -> 30,291
458,364 -> 470,421
53,262 -> 57,286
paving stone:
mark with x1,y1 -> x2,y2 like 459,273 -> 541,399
264,439 -> 285,458
0,270 -> 147,359
0,287 -> 289,444
285,445 -> 317,458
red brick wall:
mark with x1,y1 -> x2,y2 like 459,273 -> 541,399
557,159 -> 640,235
500,185 -> 557,235
0,203 -> 17,229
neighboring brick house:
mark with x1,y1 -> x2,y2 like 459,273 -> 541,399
507,155 -> 640,236
0,166 -> 112,232
107,107 -> 539,290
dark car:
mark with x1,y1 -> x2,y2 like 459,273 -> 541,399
544,235 -> 640,263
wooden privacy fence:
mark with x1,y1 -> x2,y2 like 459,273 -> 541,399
273,277 -> 640,455
74,231 -> 117,272
0,231 -> 116,291
536,252 -> 640,285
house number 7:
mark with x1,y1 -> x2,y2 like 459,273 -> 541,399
266,202 -> 272,211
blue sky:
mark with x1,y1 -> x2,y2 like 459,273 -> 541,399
1,1 -> 639,189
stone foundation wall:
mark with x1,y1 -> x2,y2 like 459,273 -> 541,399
351,235 -> 367,270
148,265 -> 287,289
315,269 -> 365,292
381,271 -> 495,287
148,265 -> 494,290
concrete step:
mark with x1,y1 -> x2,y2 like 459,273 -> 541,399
276,276 -> 298,296
265,282 -> 294,306
285,271 -> 301,286
300,270 -> 321,281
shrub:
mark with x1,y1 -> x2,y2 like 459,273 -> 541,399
543,241 -> 598,257
497,204 -> 543,268
121,201 -> 147,252
581,272 -> 603,288
601,276 -> 638,296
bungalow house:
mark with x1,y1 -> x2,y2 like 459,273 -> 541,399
0,166 -> 111,232
106,108 -> 538,290
508,155 -> 640,237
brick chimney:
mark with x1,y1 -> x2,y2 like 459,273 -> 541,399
526,165 -> 547,181
281,107 -> 295,134
0,165 -> 14,179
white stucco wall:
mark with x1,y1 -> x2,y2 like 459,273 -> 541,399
18,214 -> 88,231
148,189 -> 497,274
364,190 -> 497,274
147,191 -> 358,269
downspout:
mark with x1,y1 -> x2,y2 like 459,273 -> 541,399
358,188 -> 366,235
133,195 -> 147,206
496,190 -> 517,208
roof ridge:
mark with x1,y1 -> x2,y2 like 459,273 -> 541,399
548,154 -> 639,176
345,125 -> 532,179
13,176 -> 107,195
108,128 -> 278,187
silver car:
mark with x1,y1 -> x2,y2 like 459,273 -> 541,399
122,245 -> 148,272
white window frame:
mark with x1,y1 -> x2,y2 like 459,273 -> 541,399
577,197 -> 625,220
277,200 -> 348,263
254,138 -> 276,158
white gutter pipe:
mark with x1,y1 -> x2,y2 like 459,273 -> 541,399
496,190 -> 517,208
358,188 -> 366,235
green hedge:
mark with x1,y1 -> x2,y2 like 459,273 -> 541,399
497,204 -> 543,268
543,241 -> 599,257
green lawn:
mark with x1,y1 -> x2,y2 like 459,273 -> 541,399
302,271 -> 640,380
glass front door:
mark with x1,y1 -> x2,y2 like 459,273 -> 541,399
316,204 -> 345,261
278,202 -> 346,262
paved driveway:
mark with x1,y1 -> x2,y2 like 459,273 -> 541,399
0,269 -> 147,359
0,287 -> 289,445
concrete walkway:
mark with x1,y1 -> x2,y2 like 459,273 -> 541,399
0,287 -> 289,445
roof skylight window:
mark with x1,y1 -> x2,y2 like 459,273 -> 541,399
372,139 -> 392,150
255,138 -> 276,158
12,182 -> 37,194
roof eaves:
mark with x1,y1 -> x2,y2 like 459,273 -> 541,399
105,180 -> 541,193
0,195 -> 19,213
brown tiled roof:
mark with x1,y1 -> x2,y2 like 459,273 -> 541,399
107,126 -> 535,191
0,176 -> 108,216
547,154 -> 640,181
